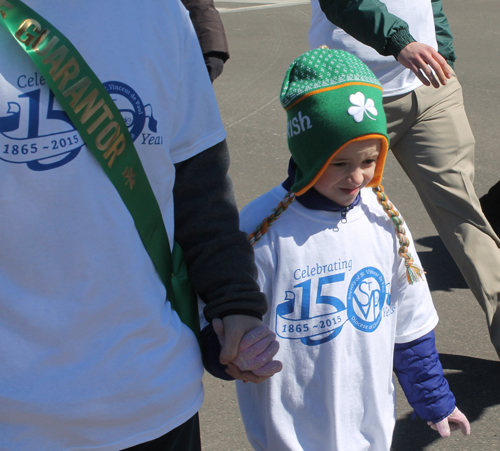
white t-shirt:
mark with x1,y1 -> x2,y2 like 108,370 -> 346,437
0,1 -> 225,450
309,0 -> 438,97
237,186 -> 438,451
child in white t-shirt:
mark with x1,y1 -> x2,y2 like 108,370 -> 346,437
235,48 -> 470,451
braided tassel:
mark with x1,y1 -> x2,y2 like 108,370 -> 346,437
372,186 -> 424,284
248,192 -> 296,245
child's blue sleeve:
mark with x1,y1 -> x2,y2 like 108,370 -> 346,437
393,330 -> 455,423
200,323 -> 235,381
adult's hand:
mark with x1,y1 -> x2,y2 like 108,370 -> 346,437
397,42 -> 452,88
428,407 -> 471,438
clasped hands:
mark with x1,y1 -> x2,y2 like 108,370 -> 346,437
214,315 -> 283,383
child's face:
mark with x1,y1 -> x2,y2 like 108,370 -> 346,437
313,138 -> 381,206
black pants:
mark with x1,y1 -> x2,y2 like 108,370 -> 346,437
124,414 -> 201,451
480,180 -> 500,238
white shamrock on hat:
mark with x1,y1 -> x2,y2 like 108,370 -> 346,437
348,92 -> 378,123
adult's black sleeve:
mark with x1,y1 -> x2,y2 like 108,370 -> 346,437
173,139 -> 267,321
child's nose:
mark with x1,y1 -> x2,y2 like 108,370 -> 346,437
349,167 -> 365,185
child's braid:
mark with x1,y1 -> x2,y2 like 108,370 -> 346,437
248,187 -> 423,285
372,185 -> 424,285
248,192 -> 296,245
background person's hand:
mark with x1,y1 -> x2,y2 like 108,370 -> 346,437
204,55 -> 224,82
397,42 -> 452,88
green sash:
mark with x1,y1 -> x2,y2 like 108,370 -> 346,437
0,0 -> 200,337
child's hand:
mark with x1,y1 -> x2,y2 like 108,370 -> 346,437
427,407 -> 471,438
224,362 -> 278,384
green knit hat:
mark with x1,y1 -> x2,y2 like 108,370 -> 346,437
280,48 -> 389,195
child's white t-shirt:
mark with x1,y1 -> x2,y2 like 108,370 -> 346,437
237,186 -> 438,451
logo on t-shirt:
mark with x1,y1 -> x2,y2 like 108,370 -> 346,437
276,264 -> 391,346
346,267 -> 390,332
0,74 -> 161,171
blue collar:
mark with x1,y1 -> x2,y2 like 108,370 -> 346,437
282,158 -> 360,221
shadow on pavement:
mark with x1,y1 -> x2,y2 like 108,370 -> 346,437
415,236 -> 468,291
392,354 -> 500,450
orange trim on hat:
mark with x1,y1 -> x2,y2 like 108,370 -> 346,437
285,82 -> 383,111
294,134 -> 389,197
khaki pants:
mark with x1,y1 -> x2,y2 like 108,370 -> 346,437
383,74 -> 500,357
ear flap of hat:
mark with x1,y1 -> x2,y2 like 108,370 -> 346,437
366,135 -> 388,188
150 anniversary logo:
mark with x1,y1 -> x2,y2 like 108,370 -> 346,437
276,266 -> 392,346
0,73 -> 159,171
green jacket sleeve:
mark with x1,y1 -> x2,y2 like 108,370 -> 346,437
318,0 -> 416,58
431,0 -> 456,66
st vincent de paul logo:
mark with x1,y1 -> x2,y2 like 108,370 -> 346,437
346,267 -> 390,333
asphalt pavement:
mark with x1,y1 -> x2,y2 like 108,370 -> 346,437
200,1 -> 500,450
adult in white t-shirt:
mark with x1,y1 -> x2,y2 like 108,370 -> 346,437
309,0 -> 500,358
0,1 -> 268,450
